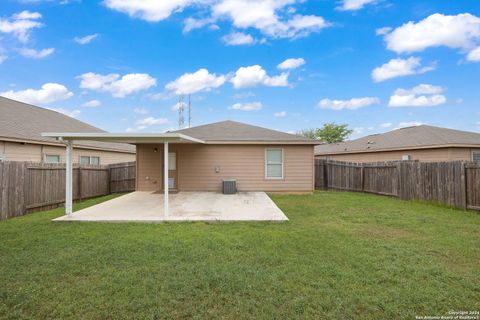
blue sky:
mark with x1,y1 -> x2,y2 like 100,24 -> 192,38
0,0 -> 479,139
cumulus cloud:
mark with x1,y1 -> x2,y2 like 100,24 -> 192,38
229,101 -> 263,111
133,107 -> 148,114
230,65 -> 288,88
398,121 -> 424,128
78,72 -> 157,97
388,84 -> 447,107
48,107 -> 81,118
380,122 -> 392,128
222,32 -> 256,46
318,97 -> 380,110
0,83 -> 73,105
277,58 -> 305,70
383,13 -> 480,57
104,0 -> 329,40
0,11 -> 43,43
19,47 -> 55,58
74,33 -> 99,44
467,46 -> 480,62
136,117 -> 169,126
165,68 -> 226,95
337,0 -> 376,11
376,27 -> 392,35
0,52 -> 7,64
274,111 -> 287,117
371,57 -> 435,82
82,100 -> 101,108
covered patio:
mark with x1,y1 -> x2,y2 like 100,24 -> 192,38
53,191 -> 288,222
42,131 -> 288,222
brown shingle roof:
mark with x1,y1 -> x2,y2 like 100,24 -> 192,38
0,96 -> 135,153
174,120 -> 318,144
315,125 -> 480,155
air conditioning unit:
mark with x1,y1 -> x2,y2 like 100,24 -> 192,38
222,179 -> 237,194
401,154 -> 411,161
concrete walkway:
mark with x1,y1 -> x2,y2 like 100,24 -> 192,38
53,191 -> 288,222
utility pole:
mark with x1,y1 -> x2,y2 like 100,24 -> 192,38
178,95 -> 185,129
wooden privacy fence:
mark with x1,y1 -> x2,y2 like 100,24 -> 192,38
0,161 -> 136,220
315,159 -> 480,211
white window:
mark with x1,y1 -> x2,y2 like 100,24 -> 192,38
265,148 -> 283,179
0,153 -> 5,161
473,151 -> 480,162
80,156 -> 100,165
45,154 -> 60,163
168,152 -> 176,170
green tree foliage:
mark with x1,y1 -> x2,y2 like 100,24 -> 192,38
298,123 -> 353,143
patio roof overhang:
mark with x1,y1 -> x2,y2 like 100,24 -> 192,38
41,132 -> 205,144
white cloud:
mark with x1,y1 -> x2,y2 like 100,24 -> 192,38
82,100 -> 101,108
105,1 -> 329,39
318,97 -> 380,110
274,111 -> 287,117
0,83 -> 73,105
383,13 -> 480,56
229,101 -> 263,111
0,11 -> 43,43
467,46 -> 480,62
136,117 -> 169,126
231,65 -> 288,88
74,33 -> 99,44
380,122 -> 392,128
371,56 -> 435,82
166,68 -> 226,95
222,32 -> 255,46
48,107 -> 81,118
388,84 -> 447,107
133,107 -> 148,114
19,47 -> 55,58
398,121 -> 424,128
103,0 -> 197,22
78,72 -> 157,97
376,27 -> 392,35
0,52 -> 7,64
337,0 -> 376,11
277,57 -> 305,70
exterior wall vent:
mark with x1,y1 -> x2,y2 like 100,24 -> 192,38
223,179 -> 237,194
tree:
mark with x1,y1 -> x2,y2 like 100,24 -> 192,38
298,123 -> 353,143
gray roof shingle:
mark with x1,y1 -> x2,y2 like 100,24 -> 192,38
0,96 -> 135,153
315,125 -> 480,155
174,120 -> 318,144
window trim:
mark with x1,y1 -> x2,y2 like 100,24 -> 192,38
265,148 -> 284,180
44,154 -> 60,164
472,150 -> 480,162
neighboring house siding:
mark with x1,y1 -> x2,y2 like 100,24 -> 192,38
317,147 -> 474,163
1,141 -> 135,164
136,144 -> 314,192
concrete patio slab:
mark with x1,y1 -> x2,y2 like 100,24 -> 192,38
53,191 -> 288,222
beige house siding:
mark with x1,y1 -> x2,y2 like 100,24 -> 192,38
317,147 -> 477,163
1,140 -> 135,164
136,144 -> 314,192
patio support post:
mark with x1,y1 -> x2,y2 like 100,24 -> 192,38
65,140 -> 73,215
164,141 -> 169,217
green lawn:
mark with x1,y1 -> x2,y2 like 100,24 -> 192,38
0,192 -> 479,319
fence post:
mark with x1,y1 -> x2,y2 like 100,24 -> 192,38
360,164 -> 365,192
324,160 -> 329,190
78,166 -> 82,201
460,162 -> 467,210
107,166 -> 112,194
396,162 -> 402,199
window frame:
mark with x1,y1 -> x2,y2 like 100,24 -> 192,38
79,155 -> 100,165
44,154 -> 60,164
265,148 -> 284,180
472,150 -> 480,162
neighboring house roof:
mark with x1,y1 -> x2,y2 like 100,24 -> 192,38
174,120 -> 319,144
315,125 -> 480,155
0,96 -> 135,153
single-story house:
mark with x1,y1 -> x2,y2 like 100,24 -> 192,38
315,125 -> 480,162
0,96 -> 135,164
43,120 -> 318,216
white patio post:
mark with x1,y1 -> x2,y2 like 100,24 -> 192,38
164,141 -> 169,217
65,140 -> 73,215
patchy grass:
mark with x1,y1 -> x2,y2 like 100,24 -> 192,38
0,191 -> 479,319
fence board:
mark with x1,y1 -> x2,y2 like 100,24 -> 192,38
0,161 -> 136,220
315,159 -> 478,211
